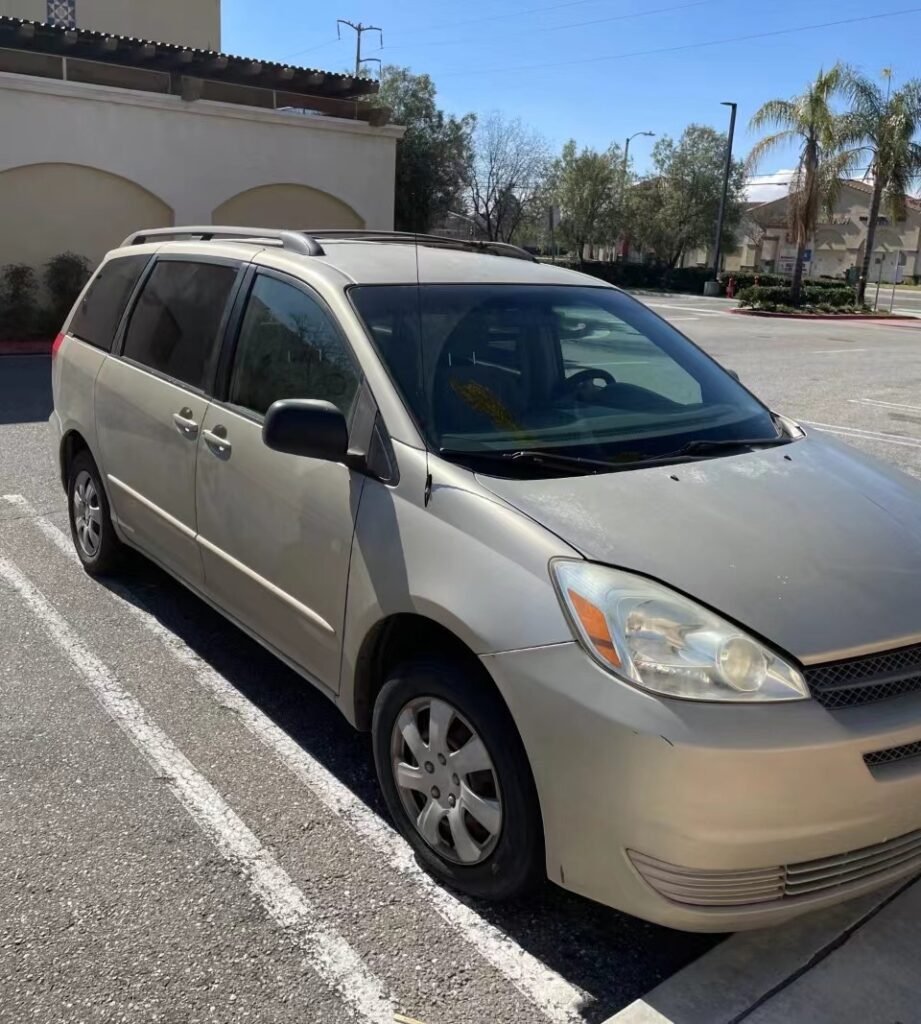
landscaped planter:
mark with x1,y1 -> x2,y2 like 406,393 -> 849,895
731,308 -> 919,321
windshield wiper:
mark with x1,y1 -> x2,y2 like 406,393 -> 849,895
438,447 -> 618,473
661,436 -> 792,458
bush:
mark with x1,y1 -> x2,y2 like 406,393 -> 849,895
0,264 -> 40,340
725,271 -> 850,292
575,261 -> 712,293
738,284 -> 858,311
43,252 -> 91,334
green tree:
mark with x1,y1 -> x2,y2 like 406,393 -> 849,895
376,65 -> 475,233
550,140 -> 623,261
748,65 -> 852,302
840,68 -> 921,304
628,125 -> 745,268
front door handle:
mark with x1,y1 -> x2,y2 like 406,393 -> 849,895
202,425 -> 232,457
172,408 -> 199,439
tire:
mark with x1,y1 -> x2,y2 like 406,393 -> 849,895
67,450 -> 124,576
373,656 -> 544,901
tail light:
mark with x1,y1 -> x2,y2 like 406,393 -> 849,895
51,333 -> 66,360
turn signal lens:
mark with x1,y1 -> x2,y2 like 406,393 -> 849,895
567,589 -> 621,668
51,333 -> 66,360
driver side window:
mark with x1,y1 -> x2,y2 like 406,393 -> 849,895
229,275 -> 360,419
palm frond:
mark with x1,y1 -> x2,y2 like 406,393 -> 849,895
748,100 -> 796,134
745,130 -> 797,174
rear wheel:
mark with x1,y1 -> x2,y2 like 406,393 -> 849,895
373,656 -> 544,901
67,450 -> 124,576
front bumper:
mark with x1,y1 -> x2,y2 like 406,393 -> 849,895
484,642 -> 921,932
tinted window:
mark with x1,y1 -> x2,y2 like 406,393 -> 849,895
229,275 -> 359,418
69,255 -> 149,351
352,284 -> 777,464
122,260 -> 237,390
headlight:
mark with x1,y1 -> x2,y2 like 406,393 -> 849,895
552,561 -> 808,702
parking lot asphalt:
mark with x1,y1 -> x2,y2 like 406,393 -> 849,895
2,301 -> 921,1024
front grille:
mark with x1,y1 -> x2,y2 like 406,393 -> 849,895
805,643 -> 921,709
630,826 -> 921,908
864,739 -> 921,770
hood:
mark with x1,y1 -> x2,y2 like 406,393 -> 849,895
479,435 -> 921,664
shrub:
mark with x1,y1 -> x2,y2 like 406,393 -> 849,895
738,284 -> 858,311
575,261 -> 712,293
0,263 -> 40,339
724,272 -> 850,292
43,252 -> 91,333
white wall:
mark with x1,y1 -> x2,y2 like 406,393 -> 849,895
0,72 -> 400,268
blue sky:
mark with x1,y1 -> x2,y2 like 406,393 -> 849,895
223,0 -> 921,194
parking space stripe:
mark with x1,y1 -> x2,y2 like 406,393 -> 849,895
0,552 -> 397,1024
850,397 -> 921,414
0,495 -> 588,1024
804,422 -> 921,449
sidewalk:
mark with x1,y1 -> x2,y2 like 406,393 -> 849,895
606,875 -> 921,1024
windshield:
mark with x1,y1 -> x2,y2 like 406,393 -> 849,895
350,284 -> 779,468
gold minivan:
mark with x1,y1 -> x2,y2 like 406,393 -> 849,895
51,226 -> 921,931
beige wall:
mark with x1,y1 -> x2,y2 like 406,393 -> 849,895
0,73 -> 400,272
0,0 -> 221,49
0,162 -> 173,270
213,185 -> 363,230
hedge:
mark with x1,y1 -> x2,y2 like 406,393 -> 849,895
0,252 -> 91,340
574,261 -> 713,294
723,272 -> 851,292
737,284 -> 858,310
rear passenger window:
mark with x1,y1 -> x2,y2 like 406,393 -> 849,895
69,255 -> 149,351
122,260 -> 237,391
228,275 -> 359,418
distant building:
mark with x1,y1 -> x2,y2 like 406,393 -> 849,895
683,181 -> 921,284
0,2 -> 402,272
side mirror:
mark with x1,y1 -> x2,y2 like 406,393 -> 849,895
263,399 -> 349,462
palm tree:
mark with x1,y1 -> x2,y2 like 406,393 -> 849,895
748,65 -> 854,302
840,69 -> 921,305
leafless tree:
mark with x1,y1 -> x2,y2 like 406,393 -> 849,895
467,112 -> 551,243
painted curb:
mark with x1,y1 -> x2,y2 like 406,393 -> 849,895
601,883 -> 904,1024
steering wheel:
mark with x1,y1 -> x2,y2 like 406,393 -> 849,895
564,367 -> 617,397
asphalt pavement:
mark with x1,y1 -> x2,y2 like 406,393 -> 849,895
3,300 -> 921,1024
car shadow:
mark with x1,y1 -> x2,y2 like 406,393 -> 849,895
100,557 -> 722,1021
0,356 -> 53,424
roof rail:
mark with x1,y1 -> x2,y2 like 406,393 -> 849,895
302,230 -> 538,263
122,226 -> 325,256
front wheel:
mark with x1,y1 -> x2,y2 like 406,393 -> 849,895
372,656 -> 544,901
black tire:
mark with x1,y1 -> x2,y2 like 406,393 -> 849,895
373,656 -> 544,901
67,450 -> 124,576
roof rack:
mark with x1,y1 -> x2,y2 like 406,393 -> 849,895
122,226 -> 325,256
121,226 -> 537,263
303,230 -> 537,263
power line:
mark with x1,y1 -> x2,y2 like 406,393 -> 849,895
382,0 -> 717,52
282,38 -> 341,62
396,0 -> 637,38
437,6 -> 921,78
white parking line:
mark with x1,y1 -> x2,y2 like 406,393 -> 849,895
804,422 -> 921,449
812,348 -> 870,354
850,397 -> 921,414
0,552 -> 396,1024
0,495 -> 587,1024
642,303 -> 724,317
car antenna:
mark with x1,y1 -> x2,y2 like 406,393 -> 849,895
413,212 -> 433,507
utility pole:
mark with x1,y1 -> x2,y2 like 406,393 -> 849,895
620,131 -> 654,260
711,101 -> 738,280
337,20 -> 383,78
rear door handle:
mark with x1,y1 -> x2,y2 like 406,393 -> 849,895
172,408 -> 199,438
202,426 -> 232,457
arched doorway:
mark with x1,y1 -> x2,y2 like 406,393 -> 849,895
0,163 -> 173,270
212,184 -> 364,230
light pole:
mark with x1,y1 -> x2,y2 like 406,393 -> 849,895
446,210 -> 479,239
619,131 -> 654,260
711,101 -> 737,279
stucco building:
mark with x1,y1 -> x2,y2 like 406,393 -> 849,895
0,1 -> 402,272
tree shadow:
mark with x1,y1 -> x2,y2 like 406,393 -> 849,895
101,557 -> 722,1021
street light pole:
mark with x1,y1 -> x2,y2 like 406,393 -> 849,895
711,101 -> 737,279
620,130 -> 654,260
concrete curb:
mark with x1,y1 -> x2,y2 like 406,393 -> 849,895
730,309 -> 920,322
601,883 -> 906,1024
